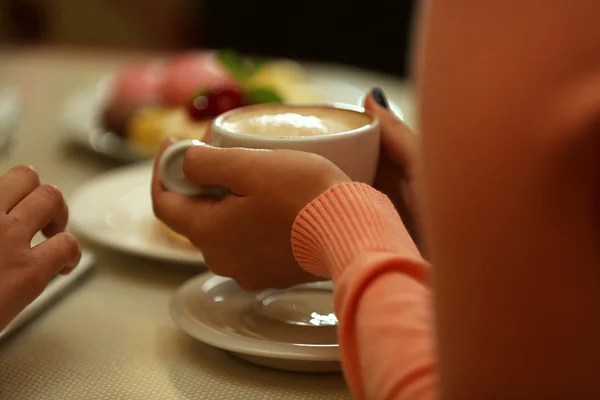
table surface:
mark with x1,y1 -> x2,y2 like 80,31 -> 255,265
0,46 -> 413,400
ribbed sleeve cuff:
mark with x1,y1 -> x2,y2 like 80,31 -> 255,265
291,182 -> 422,280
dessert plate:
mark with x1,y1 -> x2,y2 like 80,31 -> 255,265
0,87 -> 21,158
69,162 -> 204,264
170,272 -> 340,373
61,71 -> 403,163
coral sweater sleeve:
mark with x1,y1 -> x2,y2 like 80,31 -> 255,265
298,0 -> 600,398
292,183 -> 437,400
414,0 -> 600,396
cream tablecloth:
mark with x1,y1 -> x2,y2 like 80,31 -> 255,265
0,47 -> 413,400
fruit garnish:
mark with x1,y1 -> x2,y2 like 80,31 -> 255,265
186,90 -> 210,121
183,50 -> 291,121
210,85 -> 245,115
186,83 -> 245,121
216,49 -> 284,105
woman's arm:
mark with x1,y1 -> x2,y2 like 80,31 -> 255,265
293,183 -> 436,399
415,1 -> 600,396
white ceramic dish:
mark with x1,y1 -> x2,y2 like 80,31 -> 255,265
61,73 -> 403,163
170,272 -> 340,373
69,162 -> 204,264
0,87 -> 21,158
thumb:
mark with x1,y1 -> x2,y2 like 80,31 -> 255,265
182,144 -> 271,195
364,88 -> 417,171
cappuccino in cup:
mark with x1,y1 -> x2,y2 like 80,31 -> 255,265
159,103 -> 380,196
219,105 -> 372,138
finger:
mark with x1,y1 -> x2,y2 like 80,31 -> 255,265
58,266 -> 75,275
31,232 -> 82,278
152,186 -> 212,237
183,145 -> 270,195
364,91 -> 418,172
0,165 -> 40,213
9,184 -> 68,239
41,195 -> 69,238
204,124 -> 213,144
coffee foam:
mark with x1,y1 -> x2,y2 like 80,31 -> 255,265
219,106 -> 371,138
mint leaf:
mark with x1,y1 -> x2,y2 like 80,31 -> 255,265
217,49 -> 252,81
245,57 -> 264,75
216,49 -> 266,82
245,87 -> 284,104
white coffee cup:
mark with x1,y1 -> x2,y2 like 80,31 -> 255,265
159,103 -> 380,196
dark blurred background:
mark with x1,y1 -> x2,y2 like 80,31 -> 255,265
0,0 -> 415,77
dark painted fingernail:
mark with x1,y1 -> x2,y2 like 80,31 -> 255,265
371,87 -> 389,109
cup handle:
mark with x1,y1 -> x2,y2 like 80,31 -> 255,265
158,139 -> 227,198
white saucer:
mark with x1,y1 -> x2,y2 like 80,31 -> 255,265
69,162 -> 204,265
170,272 -> 340,373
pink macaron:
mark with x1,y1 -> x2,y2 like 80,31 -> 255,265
109,62 -> 165,108
161,52 -> 236,107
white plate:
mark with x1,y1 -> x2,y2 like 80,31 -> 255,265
69,162 -> 204,264
0,87 -> 21,158
171,272 -> 340,373
61,72 -> 403,163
